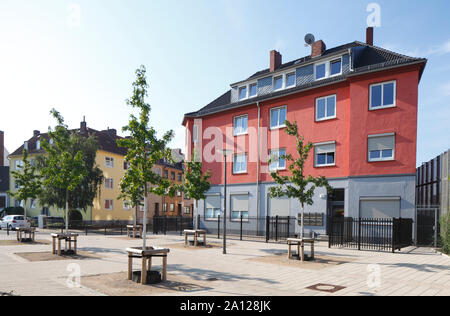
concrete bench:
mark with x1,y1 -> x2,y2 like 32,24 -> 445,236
287,238 -> 315,261
184,229 -> 207,247
126,247 -> 170,284
51,233 -> 79,256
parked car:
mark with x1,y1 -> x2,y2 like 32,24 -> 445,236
0,215 -> 31,230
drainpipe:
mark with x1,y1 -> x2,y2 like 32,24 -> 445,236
256,102 -> 261,226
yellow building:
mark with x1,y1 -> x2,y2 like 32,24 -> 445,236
9,121 -> 193,222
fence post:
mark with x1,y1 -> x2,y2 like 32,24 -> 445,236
180,216 -> 183,236
392,218 -> 396,253
434,210 -> 438,249
240,215 -> 243,241
328,217 -> 331,248
265,216 -> 270,243
358,218 -> 361,251
287,217 -> 290,239
164,216 -> 167,235
217,215 -> 220,239
275,216 -> 279,242
197,214 -> 201,230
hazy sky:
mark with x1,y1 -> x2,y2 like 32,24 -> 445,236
0,0 -> 449,165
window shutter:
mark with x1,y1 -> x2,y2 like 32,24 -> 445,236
205,195 -> 220,209
315,143 -> 335,154
231,194 -> 249,212
368,135 -> 395,151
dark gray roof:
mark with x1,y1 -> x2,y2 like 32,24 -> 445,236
185,41 -> 426,119
0,167 -> 9,193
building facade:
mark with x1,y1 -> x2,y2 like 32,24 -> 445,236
0,131 -> 10,212
416,150 -> 450,216
183,28 -> 427,236
9,121 -> 193,221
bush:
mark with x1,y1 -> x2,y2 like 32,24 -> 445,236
441,211 -> 450,255
69,210 -> 83,222
2,207 -> 25,216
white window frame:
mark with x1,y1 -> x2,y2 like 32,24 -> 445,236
315,94 -> 337,121
105,199 -> 114,210
369,80 -> 397,110
170,203 -> 175,212
123,201 -> 132,210
233,153 -> 248,174
14,160 -> 23,170
368,133 -> 396,162
105,178 -> 114,189
233,114 -> 248,136
205,194 -> 221,221
36,140 -> 41,150
285,72 -> 296,88
314,56 -> 343,81
314,141 -> 336,168
270,106 -> 287,130
238,81 -> 258,101
273,75 -> 284,91
269,149 -> 287,171
184,206 -> 190,214
105,157 -> 114,168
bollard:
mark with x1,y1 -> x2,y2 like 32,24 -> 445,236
217,215 -> 221,239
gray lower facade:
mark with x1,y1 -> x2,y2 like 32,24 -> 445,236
196,174 -> 416,237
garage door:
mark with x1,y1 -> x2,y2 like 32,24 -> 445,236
360,197 -> 401,219
268,196 -> 290,217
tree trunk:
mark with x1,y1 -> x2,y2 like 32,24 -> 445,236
65,189 -> 69,234
23,200 -> 27,224
142,188 -> 148,250
300,202 -> 304,239
194,200 -> 198,229
133,205 -> 137,226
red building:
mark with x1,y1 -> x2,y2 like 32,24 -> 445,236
183,28 -> 426,236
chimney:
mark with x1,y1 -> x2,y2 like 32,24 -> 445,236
311,40 -> 326,58
366,27 -> 374,46
33,130 -> 40,138
270,50 -> 282,72
0,131 -> 4,167
80,117 -> 87,134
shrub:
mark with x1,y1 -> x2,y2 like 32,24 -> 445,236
441,211 -> 450,255
69,210 -> 83,222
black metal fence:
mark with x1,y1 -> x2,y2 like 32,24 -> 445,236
329,217 -> 413,253
416,208 -> 440,247
197,215 -> 297,242
40,216 -> 193,236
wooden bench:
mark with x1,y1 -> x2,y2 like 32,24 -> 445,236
184,229 -> 207,247
126,225 -> 143,238
51,233 -> 79,256
287,238 -> 315,261
126,247 -> 170,285
16,228 -> 36,242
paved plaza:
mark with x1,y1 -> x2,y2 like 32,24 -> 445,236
0,230 -> 448,296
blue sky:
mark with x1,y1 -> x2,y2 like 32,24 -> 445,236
0,0 -> 449,165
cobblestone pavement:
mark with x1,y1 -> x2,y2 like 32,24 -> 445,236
0,229 -> 448,296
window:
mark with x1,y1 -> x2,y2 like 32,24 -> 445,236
164,170 -> 168,179
30,199 -> 36,209
286,72 -> 296,87
0,196 -> 6,208
123,201 -> 131,210
123,161 -> 130,170
233,154 -> 247,174
270,106 -> 287,129
177,173 -> 182,181
315,63 -> 326,80
177,190 -> 182,197
316,95 -> 336,121
193,125 -> 199,143
14,182 -> 20,189
274,76 -> 283,91
315,57 -> 343,80
105,157 -> 114,168
231,194 -> 249,220
238,86 -> 247,100
314,142 -> 336,167
14,160 -> 23,170
269,149 -> 286,171
163,203 -> 167,212
184,206 -> 191,214
330,59 -> 342,76
368,133 -> 395,162
370,81 -> 396,110
171,171 -> 175,180
105,200 -> 114,210
105,178 -> 114,189
170,203 -> 175,212
233,115 -> 248,136
36,140 -> 41,150
205,195 -> 221,220
249,83 -> 257,97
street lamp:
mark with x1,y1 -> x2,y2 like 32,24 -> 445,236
218,148 -> 233,255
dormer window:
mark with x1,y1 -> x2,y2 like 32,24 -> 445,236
286,72 -> 296,87
238,86 -> 247,100
274,76 -> 283,91
249,83 -> 257,97
36,140 -> 41,150
315,56 -> 343,81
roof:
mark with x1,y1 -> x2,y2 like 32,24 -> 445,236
184,41 -> 426,120
9,127 -> 128,158
0,167 -> 9,192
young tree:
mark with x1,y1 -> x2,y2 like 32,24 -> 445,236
268,120 -> 331,239
117,65 -> 175,248
38,132 -> 104,216
183,149 -> 211,228
39,109 -> 87,233
8,149 -> 42,221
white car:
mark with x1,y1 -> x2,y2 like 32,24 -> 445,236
0,215 -> 31,230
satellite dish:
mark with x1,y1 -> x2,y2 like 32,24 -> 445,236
304,33 -> 315,46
